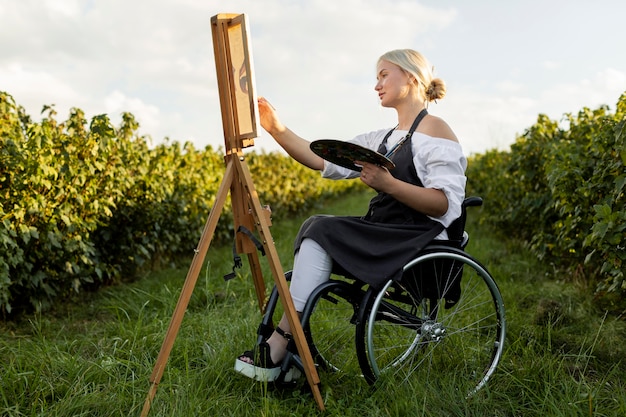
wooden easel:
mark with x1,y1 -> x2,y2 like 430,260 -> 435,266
139,14 -> 324,416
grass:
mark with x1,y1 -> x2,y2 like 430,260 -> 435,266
1,190 -> 625,416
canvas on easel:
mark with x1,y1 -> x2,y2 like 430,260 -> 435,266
139,13 -> 324,416
213,13 -> 258,149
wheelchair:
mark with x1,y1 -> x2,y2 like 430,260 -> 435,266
255,197 -> 506,397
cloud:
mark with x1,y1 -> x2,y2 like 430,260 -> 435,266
1,0 -> 624,158
537,68 -> 626,118
496,80 -> 525,94
103,91 -> 161,137
542,61 -> 561,71
445,67 -> 626,155
41,0 -> 82,17
0,64 -> 83,116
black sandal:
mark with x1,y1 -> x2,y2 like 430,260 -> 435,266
233,327 -> 301,382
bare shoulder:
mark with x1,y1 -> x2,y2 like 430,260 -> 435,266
419,115 -> 459,143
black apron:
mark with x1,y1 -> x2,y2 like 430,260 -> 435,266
294,109 -> 444,288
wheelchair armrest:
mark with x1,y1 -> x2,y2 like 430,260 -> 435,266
463,196 -> 483,209
446,196 -> 483,243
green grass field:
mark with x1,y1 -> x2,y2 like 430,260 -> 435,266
1,190 -> 625,416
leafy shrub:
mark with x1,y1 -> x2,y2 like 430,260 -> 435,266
0,92 -> 361,315
467,93 -> 626,305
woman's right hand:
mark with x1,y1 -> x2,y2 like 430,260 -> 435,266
257,96 -> 324,171
258,97 -> 286,136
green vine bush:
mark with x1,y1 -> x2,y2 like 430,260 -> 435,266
4,90 -> 624,315
0,92 -> 361,315
467,93 -> 626,308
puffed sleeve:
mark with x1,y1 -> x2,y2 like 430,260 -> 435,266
413,134 -> 467,228
321,160 -> 360,179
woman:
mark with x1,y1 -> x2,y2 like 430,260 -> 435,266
235,49 -> 467,381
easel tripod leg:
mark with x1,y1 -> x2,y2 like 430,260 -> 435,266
234,157 -> 325,410
140,162 -> 234,417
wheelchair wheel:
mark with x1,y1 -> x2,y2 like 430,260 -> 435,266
355,246 -> 506,396
300,278 -> 365,375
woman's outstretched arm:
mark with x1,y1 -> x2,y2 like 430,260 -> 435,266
258,97 -> 324,171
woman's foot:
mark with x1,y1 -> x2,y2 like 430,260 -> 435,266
233,327 -> 301,382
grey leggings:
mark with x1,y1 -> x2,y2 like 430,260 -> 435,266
290,238 -> 333,311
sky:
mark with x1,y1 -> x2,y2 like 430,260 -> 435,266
1,0 -> 625,156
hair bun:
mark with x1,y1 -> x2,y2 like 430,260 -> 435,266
426,78 -> 446,102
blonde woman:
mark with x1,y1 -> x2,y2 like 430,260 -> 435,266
235,49 -> 467,381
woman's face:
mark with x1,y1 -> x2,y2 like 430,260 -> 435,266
375,60 -> 413,108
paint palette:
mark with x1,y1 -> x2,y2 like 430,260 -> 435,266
310,139 -> 395,172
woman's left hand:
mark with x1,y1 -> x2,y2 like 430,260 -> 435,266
356,161 -> 393,191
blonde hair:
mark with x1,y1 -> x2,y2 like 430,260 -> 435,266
378,49 -> 446,102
